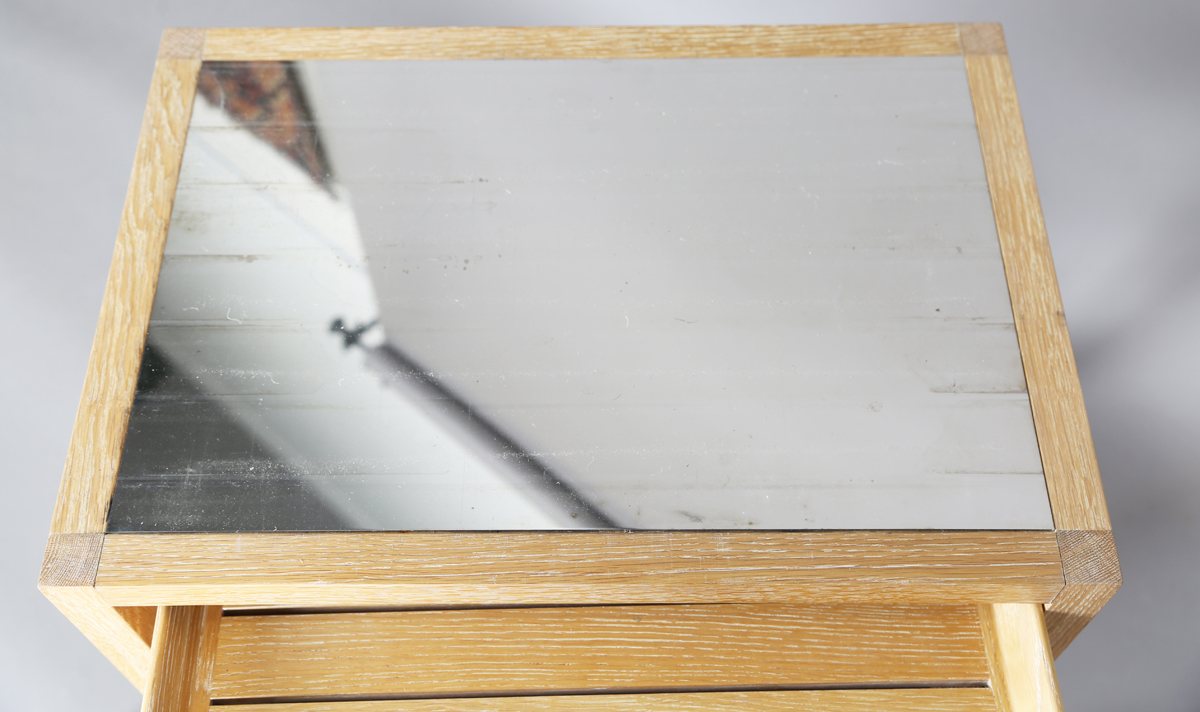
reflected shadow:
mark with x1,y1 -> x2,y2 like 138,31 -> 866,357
332,318 -> 617,529
110,344 -> 353,532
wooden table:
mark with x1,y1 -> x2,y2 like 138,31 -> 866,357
40,24 -> 1119,712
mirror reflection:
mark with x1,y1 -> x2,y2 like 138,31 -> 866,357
109,57 -> 1052,532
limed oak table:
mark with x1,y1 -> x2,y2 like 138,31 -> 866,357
41,24 -> 1119,712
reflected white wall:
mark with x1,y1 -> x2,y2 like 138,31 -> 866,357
142,96 -> 567,529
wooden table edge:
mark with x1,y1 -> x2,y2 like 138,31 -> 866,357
963,26 -> 1122,652
77,530 -> 1067,608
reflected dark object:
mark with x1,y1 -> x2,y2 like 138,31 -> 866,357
197,61 -> 332,188
334,318 -> 618,529
329,317 -> 377,349
109,345 -> 352,532
135,340 -> 173,392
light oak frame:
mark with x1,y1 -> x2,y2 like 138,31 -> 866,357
40,24 -> 1115,705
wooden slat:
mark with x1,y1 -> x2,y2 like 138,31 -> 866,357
964,41 -> 1111,533
96,531 -> 1064,608
219,689 -> 999,712
201,24 -> 963,61
141,606 -> 223,712
1044,530 -> 1122,656
979,604 -> 1063,712
50,30 -> 203,535
211,604 -> 989,700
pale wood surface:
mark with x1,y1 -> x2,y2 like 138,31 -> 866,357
116,606 -> 159,647
1044,530 -> 1122,656
141,606 -> 223,712
220,689 -> 1000,712
964,53 -> 1110,532
958,23 -> 1007,56
158,28 -> 206,60
979,603 -> 1063,712
202,25 -> 963,61
965,49 -> 1119,653
41,586 -> 152,692
211,604 -> 988,700
40,533 -> 151,690
96,531 -> 1064,608
43,35 -> 200,690
39,533 -> 103,587
49,49 -> 200,535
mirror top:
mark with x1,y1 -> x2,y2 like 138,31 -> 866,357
108,56 -> 1052,532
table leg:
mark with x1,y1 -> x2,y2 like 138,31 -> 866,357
140,606 -> 223,712
979,603 -> 1065,712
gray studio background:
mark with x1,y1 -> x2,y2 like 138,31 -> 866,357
2,1 -> 1196,709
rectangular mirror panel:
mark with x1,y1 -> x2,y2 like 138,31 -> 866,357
108,56 -> 1052,531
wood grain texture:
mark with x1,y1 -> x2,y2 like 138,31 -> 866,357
159,28 -> 206,60
202,25 -> 963,61
965,54 -> 1111,532
40,533 -> 152,690
141,606 -> 223,712
116,606 -> 159,647
958,23 -> 1006,55
222,689 -> 1000,712
40,533 -> 103,587
979,604 -> 1063,712
211,604 -> 989,700
41,586 -> 152,691
96,531 -> 1064,608
49,52 -> 200,535
1044,530 -> 1121,656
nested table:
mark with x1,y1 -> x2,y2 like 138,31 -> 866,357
41,24 -> 1119,712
